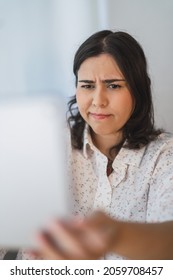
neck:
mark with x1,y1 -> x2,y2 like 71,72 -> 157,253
91,130 -> 124,160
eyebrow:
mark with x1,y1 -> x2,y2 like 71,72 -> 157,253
78,79 -> 125,83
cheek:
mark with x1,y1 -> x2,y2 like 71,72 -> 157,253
114,93 -> 134,117
76,95 -> 86,121
76,92 -> 90,113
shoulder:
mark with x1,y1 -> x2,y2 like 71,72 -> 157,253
146,132 -> 173,156
155,132 -> 173,144
143,132 -> 173,178
119,133 -> 173,167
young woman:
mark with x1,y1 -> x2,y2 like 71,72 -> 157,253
3,30 -> 172,260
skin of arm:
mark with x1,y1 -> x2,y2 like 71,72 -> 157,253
33,211 -> 173,260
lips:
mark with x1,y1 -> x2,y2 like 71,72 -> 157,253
89,112 -> 111,120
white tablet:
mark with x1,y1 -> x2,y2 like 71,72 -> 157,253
0,96 -> 69,249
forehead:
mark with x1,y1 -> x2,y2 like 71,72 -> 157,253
78,54 -> 124,79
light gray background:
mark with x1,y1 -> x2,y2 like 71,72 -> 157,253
0,0 -> 172,132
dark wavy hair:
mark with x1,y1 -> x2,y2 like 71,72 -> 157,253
67,30 -> 162,150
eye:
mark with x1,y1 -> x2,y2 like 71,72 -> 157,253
81,84 -> 95,89
108,83 -> 122,89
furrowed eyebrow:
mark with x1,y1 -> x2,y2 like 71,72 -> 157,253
78,79 -> 125,84
78,80 -> 95,83
104,79 -> 125,83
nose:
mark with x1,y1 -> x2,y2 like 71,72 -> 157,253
92,86 -> 108,108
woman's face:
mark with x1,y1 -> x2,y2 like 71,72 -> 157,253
76,54 -> 134,139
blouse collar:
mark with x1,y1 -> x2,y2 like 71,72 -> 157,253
82,124 -> 146,167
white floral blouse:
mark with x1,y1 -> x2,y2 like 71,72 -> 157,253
68,126 -> 173,259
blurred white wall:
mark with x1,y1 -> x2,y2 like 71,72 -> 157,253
0,0 -> 172,131
0,0 -> 101,97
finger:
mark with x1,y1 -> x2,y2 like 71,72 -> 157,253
75,211 -> 117,253
36,232 -> 66,260
48,221 -> 95,259
22,249 -> 40,260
